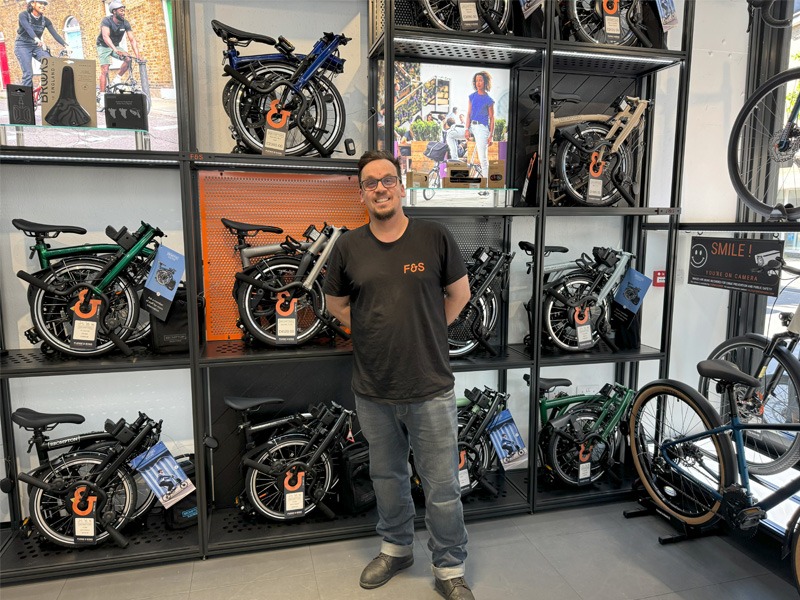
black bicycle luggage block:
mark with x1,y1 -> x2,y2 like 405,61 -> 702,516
104,93 -> 149,131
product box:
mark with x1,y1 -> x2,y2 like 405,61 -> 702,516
104,93 -> 149,131
406,170 -> 430,188
6,85 -> 35,125
444,160 -> 484,188
487,159 -> 506,189
40,57 -> 96,128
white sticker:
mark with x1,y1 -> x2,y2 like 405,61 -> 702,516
576,323 -> 593,348
578,461 -> 592,481
587,177 -> 604,201
72,319 -> 98,341
74,516 -> 95,537
604,16 -> 621,36
264,129 -> 287,152
277,317 -> 296,337
459,468 -> 471,489
285,490 -> 304,512
459,1 -> 480,28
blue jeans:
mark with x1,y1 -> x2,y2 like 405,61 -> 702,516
14,43 -> 51,87
355,390 -> 468,579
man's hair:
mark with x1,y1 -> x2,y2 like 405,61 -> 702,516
357,150 -> 402,181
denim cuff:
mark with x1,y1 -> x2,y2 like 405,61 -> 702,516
380,540 -> 414,558
432,563 -> 466,580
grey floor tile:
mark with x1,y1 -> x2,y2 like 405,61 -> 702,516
646,573 -> 798,600
316,563 -> 440,600
513,501 -> 635,540
0,579 -> 65,600
415,515 -> 528,550
191,546 -> 313,591
57,564 -> 193,600
310,535 -> 383,573
188,574 -> 320,600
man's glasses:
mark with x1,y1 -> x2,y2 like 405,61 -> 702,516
360,175 -> 399,191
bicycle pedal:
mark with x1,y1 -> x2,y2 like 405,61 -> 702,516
23,327 -> 41,345
735,506 -> 766,529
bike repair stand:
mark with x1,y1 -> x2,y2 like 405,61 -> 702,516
623,482 -> 724,545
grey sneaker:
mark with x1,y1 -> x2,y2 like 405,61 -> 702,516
359,552 -> 414,589
435,576 -> 475,599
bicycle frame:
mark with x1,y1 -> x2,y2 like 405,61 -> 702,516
544,250 -> 634,307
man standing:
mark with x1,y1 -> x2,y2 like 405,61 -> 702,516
324,150 -> 475,600
96,1 -> 141,106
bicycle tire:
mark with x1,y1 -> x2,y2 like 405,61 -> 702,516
421,0 -> 510,32
543,273 -> 609,352
793,520 -> 800,595
629,380 -> 736,526
554,123 -> 633,207
245,434 -> 333,520
547,405 -> 621,486
84,443 -> 156,521
448,288 -> 498,357
29,259 -> 140,357
227,61 -> 345,156
423,166 -> 441,200
29,453 -> 136,547
699,334 -> 800,475
728,67 -> 800,220
236,256 -> 327,346
567,0 -> 639,46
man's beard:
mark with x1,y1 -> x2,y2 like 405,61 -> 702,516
373,206 -> 396,221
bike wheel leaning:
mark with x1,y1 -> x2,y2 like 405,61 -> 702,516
567,0 -> 638,46
554,123 -> 633,207
30,259 -> 140,357
699,335 -> 800,475
227,61 -> 346,157
543,274 -> 609,351
29,453 -> 136,547
728,67 -> 800,220
448,288 -> 498,357
236,256 -> 327,346
245,434 -> 333,520
629,381 -> 736,526
421,0 -> 510,32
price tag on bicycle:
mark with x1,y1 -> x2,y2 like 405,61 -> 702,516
577,443 -> 592,485
458,449 -> 472,491
70,289 -> 101,352
275,291 -> 299,345
458,0 -> 480,30
585,151 -> 606,205
283,467 -> 306,518
573,306 -> 594,350
262,99 -> 290,157
70,485 -> 98,545
602,0 -> 622,44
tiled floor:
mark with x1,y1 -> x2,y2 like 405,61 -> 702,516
2,501 -> 797,600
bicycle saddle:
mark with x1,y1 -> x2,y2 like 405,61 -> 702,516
221,218 -> 283,235
538,378 -> 572,393
696,360 -> 761,389
12,218 -> 86,237
11,407 -> 85,429
211,20 -> 276,46
224,396 -> 284,411
518,241 -> 569,255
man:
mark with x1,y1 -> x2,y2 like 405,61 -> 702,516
14,1 -> 70,87
324,150 -> 475,600
156,469 -> 181,495
96,1 -> 141,105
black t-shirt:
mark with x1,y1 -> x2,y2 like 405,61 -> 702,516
97,16 -> 132,47
323,219 -> 467,402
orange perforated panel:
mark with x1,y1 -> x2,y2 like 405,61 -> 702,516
198,171 -> 367,341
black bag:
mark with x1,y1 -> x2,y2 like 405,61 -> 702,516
149,286 -> 190,353
164,454 -> 197,530
336,442 -> 375,514
423,141 -> 449,162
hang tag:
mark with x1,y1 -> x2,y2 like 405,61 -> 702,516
262,99 -> 290,156
71,486 -> 98,545
283,470 -> 305,518
73,513 -> 97,545
575,322 -> 593,349
602,0 -> 622,44
578,460 -> 592,484
275,291 -> 298,346
458,0 -> 480,30
585,151 -> 606,204
70,290 -> 101,351
458,450 -> 471,490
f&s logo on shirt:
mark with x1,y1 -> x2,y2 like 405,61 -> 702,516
403,262 -> 425,274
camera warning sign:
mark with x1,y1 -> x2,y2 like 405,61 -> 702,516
687,236 -> 784,296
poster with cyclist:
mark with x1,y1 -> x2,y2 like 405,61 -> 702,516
486,410 -> 527,469
131,440 -> 195,509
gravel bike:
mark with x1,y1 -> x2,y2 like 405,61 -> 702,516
698,264 -> 800,475
212,20 -> 349,157
532,89 -> 650,207
6,411 -> 162,548
223,218 -> 349,347
448,246 -> 514,357
629,359 -> 800,594
14,220 -> 164,357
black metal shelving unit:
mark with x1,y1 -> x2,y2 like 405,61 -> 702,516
0,0 -> 696,584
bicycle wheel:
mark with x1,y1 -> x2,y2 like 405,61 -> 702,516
245,434 -> 333,520
547,406 -> 621,486
554,123 -> 633,206
699,335 -> 800,475
457,413 -> 495,495
542,274 -> 609,351
29,453 -> 136,547
421,0 -> 510,32
793,518 -> 800,595
84,443 -> 156,521
448,288 -> 498,357
629,381 -> 736,525
728,67 -> 800,220
567,0 -> 638,46
227,61 -> 345,156
423,166 -> 441,200
29,259 -> 140,357
236,256 -> 326,346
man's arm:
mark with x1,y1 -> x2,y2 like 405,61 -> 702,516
325,294 -> 351,329
101,26 -> 119,52
126,30 -> 140,59
443,274 -> 470,325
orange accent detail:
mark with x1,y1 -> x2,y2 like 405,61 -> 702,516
573,306 -> 590,325
71,289 -> 101,319
198,171 -> 368,341
284,470 -> 305,491
275,291 -> 298,317
459,450 -> 466,469
70,486 -> 97,516
578,443 -> 593,463
603,0 -> 619,14
266,99 -> 290,128
589,152 -> 605,177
